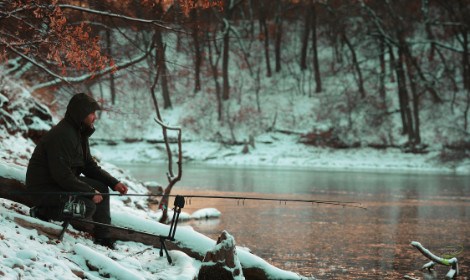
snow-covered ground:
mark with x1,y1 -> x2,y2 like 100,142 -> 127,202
0,197 -> 303,280
0,155 -> 305,280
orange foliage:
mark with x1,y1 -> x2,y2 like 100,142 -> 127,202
1,0 -> 224,77
45,7 -> 111,73
141,0 -> 223,15
1,0 -> 113,76
179,0 -> 223,15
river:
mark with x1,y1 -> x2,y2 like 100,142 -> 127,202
113,162 -> 470,279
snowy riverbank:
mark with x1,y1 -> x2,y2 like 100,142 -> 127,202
90,133 -> 470,176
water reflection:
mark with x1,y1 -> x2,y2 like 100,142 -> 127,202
114,162 -> 470,279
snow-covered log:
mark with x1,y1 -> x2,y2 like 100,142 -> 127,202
111,211 -> 302,280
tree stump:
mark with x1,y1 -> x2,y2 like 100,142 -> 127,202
198,230 -> 243,280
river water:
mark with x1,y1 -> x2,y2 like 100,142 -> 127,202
114,162 -> 470,279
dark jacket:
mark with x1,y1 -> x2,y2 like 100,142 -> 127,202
26,93 -> 119,195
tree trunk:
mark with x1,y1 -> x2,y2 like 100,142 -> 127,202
274,0 -> 282,73
462,31 -> 470,91
388,45 -> 395,83
300,2 -> 311,71
208,31 -> 223,122
342,31 -> 366,98
393,46 -> 412,139
403,47 -> 421,145
248,0 -> 255,38
259,5 -> 272,78
154,29 -> 172,109
222,2 -> 234,101
465,89 -> 470,131
379,38 -> 386,104
190,8 -> 202,93
105,29 -> 117,104
311,2 -> 322,93
222,27 -> 230,100
422,0 -> 436,62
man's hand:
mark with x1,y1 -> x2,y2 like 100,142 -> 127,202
92,189 -> 103,204
114,182 -> 128,195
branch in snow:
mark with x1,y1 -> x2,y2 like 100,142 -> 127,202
411,241 -> 459,279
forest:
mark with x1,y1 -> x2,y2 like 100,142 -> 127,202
1,0 -> 470,155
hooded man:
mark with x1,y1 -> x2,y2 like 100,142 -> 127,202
26,93 -> 128,249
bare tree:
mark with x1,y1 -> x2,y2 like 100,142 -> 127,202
207,27 -> 224,122
190,7 -> 203,93
258,0 -> 272,77
149,65 -> 182,223
274,0 -> 283,73
322,2 -> 364,97
311,1 -> 322,93
154,29 -> 173,109
299,1 -> 311,71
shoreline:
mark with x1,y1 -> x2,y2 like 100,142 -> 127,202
92,139 -> 470,176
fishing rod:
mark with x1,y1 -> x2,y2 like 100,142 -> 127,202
15,191 -> 367,209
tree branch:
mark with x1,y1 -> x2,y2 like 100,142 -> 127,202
31,41 -> 154,91
359,0 -> 398,47
0,39 -> 71,85
411,241 -> 459,279
57,4 -> 183,33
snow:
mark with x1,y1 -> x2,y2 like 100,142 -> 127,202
0,160 -> 26,181
73,244 -> 146,280
191,208 -> 221,219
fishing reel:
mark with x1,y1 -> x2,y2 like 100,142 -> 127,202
62,196 -> 86,219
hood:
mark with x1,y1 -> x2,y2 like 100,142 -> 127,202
64,93 -> 101,128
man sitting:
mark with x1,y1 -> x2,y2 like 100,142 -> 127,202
26,93 -> 128,249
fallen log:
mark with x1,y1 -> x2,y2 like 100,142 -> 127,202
13,214 -> 63,239
0,176 -> 34,207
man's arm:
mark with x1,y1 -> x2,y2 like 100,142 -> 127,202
47,138 -> 95,193
82,142 -> 127,193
